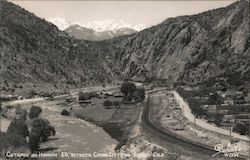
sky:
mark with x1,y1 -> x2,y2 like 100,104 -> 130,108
9,0 -> 236,26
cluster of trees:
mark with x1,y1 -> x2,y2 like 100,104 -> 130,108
78,91 -> 98,101
120,81 -> 145,102
61,109 -> 70,116
208,92 -> 223,105
103,100 -> 121,109
204,72 -> 246,88
6,106 -> 56,152
233,123 -> 249,135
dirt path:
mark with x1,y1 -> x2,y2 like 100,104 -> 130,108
35,100 -> 118,160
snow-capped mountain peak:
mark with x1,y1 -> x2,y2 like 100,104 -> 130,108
47,17 -> 73,30
85,19 -> 134,31
47,18 -> 148,32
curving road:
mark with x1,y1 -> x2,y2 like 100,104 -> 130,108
141,90 -> 247,160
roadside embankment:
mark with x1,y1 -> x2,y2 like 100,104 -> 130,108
172,91 -> 250,142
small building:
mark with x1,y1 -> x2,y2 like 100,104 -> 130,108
224,98 -> 234,105
233,95 -> 246,104
113,92 -> 123,97
223,115 -> 235,123
218,109 -> 228,114
235,114 -> 250,124
214,82 -> 221,88
201,105 -> 217,113
236,119 -> 249,124
224,91 -> 243,99
194,95 -> 209,103
206,117 -> 216,123
78,92 -> 90,101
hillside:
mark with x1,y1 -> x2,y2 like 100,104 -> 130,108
0,1 -> 110,91
91,0 -> 249,84
0,0 -> 249,92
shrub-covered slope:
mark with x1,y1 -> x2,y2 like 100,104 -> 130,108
0,1 -> 109,88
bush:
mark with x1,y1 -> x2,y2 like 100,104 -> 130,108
89,92 -> 98,98
103,100 -> 113,108
133,87 -> 145,101
79,92 -> 90,100
61,109 -> 70,116
29,106 -> 42,119
0,132 -> 29,153
121,81 -> 136,100
10,88 -> 15,93
40,119 -> 56,142
233,123 -> 248,135
29,118 -> 56,151
27,90 -> 38,98
227,72 -> 244,86
1,105 -> 12,117
0,96 -> 10,102
7,118 -> 29,138
15,107 -> 27,121
137,87 -> 145,100
29,131 -> 40,152
208,93 -> 223,105
113,101 -> 121,107
13,84 -> 18,88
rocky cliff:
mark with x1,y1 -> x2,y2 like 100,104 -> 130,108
92,0 -> 249,84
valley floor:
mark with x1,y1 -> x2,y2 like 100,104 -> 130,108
1,86 -> 248,160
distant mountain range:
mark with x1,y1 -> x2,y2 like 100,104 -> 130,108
48,18 -> 148,41
0,0 -> 249,90
64,24 -> 138,41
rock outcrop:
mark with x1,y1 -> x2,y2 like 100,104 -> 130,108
92,0 -> 249,83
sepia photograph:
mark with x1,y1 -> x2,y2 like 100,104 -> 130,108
0,0 -> 249,159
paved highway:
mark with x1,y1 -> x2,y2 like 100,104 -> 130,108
141,91 -> 246,160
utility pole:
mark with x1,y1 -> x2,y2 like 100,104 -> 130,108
230,113 -> 237,143
153,96 -> 156,121
229,125 -> 232,142
0,44 -> 4,134
194,116 -> 196,125
182,103 -> 184,115
248,115 -> 250,159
